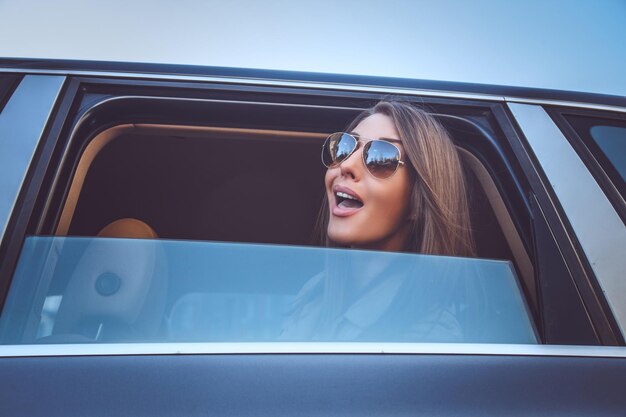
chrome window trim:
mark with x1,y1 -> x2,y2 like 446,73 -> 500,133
505,97 -> 626,114
1,67 -> 626,114
508,103 -> 626,336
0,343 -> 625,358
0,75 -> 65,243
0,67 -> 506,102
76,94 -> 367,113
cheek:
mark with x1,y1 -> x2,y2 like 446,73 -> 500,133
369,195 -> 407,229
369,176 -> 412,221
372,182 -> 411,231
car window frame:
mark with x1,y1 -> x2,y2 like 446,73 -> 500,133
0,74 -> 22,114
506,102 -> 625,345
45,83 -> 539,313
0,75 -> 75,312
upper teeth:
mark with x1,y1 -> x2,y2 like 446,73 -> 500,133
336,191 -> 359,201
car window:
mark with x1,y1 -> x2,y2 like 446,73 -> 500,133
0,235 -> 537,344
589,125 -> 626,183
0,89 -> 556,346
564,115 -> 626,200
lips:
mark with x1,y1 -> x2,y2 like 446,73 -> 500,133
332,185 -> 364,217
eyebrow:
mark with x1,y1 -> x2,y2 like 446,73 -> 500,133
349,132 -> 402,144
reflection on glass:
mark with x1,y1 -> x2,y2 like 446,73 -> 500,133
0,237 -> 537,345
590,125 -> 626,182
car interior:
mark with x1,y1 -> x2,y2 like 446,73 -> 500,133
56,122 -> 532,274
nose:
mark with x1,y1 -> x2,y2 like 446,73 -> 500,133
339,142 -> 363,180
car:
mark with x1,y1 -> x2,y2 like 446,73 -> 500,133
0,58 -> 625,416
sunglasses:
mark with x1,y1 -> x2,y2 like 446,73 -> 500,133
321,132 -> 405,179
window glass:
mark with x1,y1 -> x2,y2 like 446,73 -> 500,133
0,236 -> 537,345
565,115 -> 626,199
589,125 -> 626,182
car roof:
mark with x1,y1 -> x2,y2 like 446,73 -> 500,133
2,57 -> 626,110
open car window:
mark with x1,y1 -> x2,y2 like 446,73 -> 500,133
0,235 -> 536,344
1,89 -> 569,346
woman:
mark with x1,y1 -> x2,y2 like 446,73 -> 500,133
281,100 -> 478,342
318,100 -> 475,256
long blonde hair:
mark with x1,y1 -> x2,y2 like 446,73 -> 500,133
317,100 -> 476,257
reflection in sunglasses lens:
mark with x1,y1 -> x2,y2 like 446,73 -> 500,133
323,133 -> 357,167
335,133 -> 356,162
364,140 -> 400,179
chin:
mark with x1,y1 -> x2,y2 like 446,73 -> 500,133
327,232 -> 351,247
327,225 -> 374,248
326,226 -> 356,247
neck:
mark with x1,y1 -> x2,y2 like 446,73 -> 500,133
348,233 -> 409,292
352,224 -> 410,253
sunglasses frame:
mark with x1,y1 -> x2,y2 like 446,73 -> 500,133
321,132 -> 406,179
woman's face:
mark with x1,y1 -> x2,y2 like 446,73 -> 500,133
325,113 -> 413,252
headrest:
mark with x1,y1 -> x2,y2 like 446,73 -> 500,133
53,218 -> 166,341
97,218 -> 158,239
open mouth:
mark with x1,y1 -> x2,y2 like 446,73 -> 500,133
335,191 -> 364,209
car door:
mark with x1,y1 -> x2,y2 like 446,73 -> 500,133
0,64 -> 625,416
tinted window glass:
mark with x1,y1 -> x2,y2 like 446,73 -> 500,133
0,236 -> 537,345
589,125 -> 626,182
566,115 -> 626,199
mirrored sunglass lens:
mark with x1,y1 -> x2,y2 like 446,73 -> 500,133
322,133 -> 356,167
364,140 -> 401,178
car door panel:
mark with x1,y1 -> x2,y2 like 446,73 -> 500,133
1,353 -> 625,416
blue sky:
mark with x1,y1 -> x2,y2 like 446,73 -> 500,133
1,0 -> 625,96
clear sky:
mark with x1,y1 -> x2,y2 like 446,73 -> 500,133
1,0 -> 625,96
